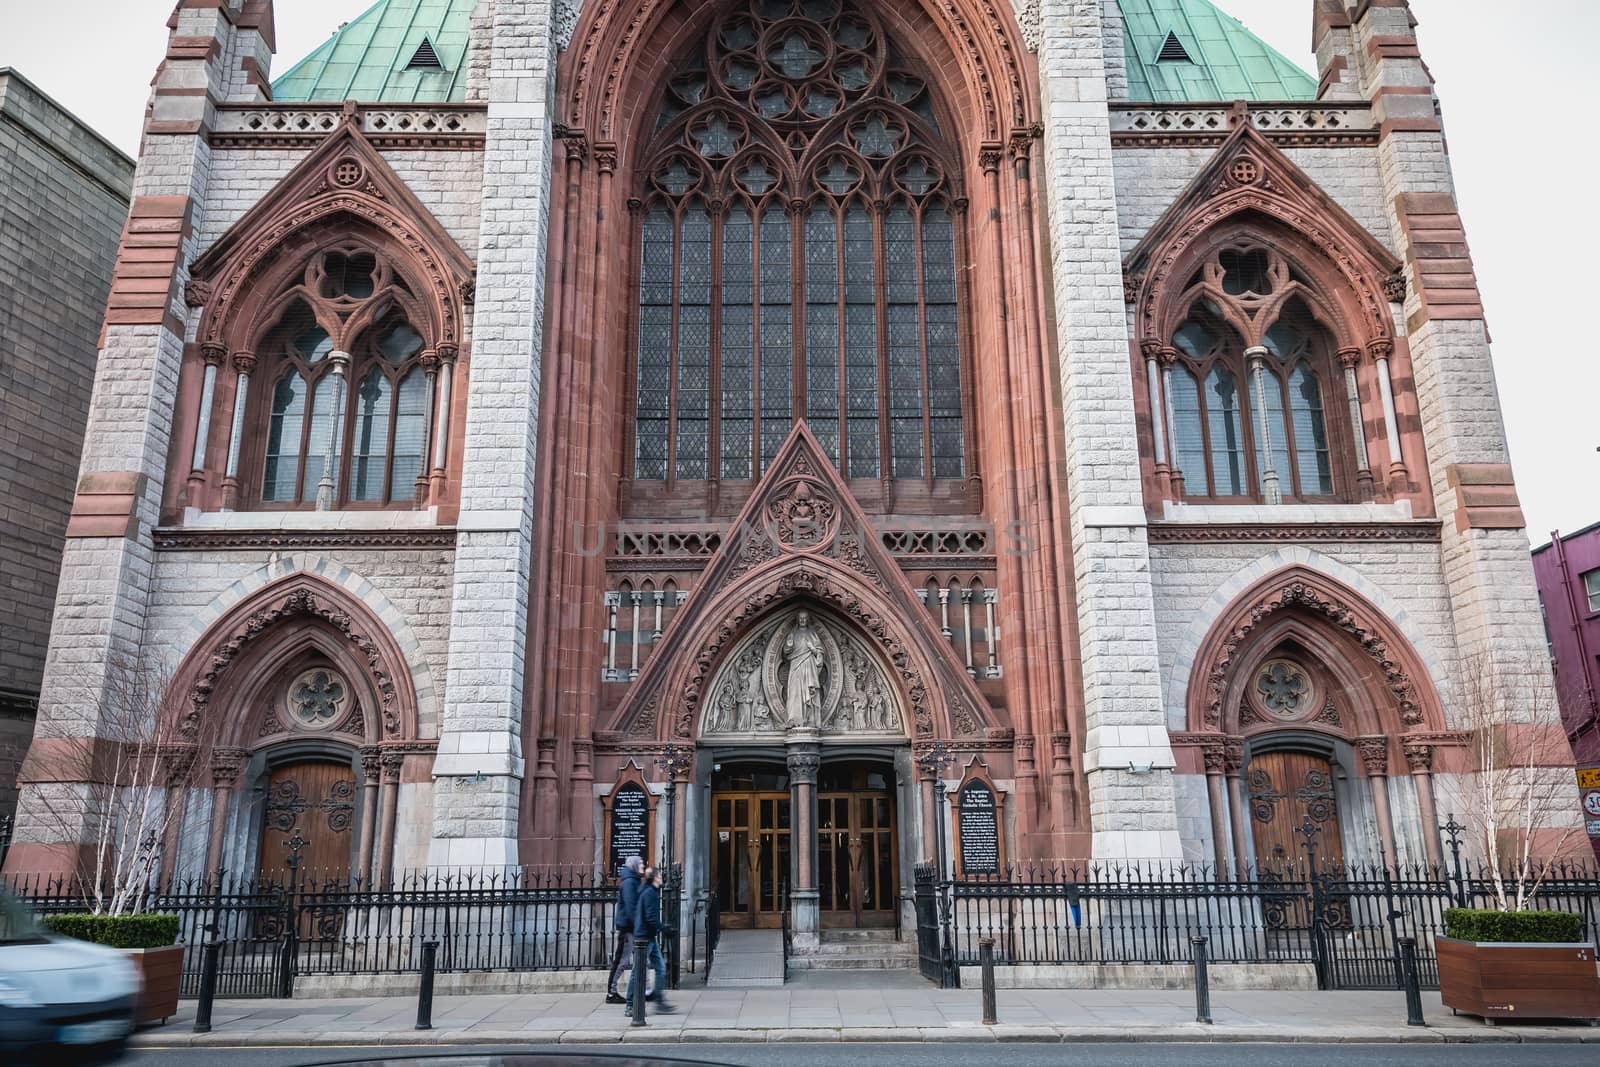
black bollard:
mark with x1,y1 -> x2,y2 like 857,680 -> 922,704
630,937 -> 650,1027
415,940 -> 438,1031
979,937 -> 998,1025
1192,935 -> 1213,1024
192,941 -> 222,1034
1399,937 -> 1425,1026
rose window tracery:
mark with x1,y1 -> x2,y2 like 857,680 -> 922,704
287,667 -> 349,729
1254,658 -> 1315,721
634,0 -> 966,483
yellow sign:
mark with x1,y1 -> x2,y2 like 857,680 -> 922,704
1578,767 -> 1600,790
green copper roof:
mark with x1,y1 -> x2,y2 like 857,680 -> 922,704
272,0 -> 473,104
1119,0 -> 1319,102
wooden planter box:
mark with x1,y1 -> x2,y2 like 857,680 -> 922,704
1437,936 -> 1600,1024
126,945 -> 184,1026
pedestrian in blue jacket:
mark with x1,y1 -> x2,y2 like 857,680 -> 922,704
627,865 -> 675,1014
605,855 -> 643,1004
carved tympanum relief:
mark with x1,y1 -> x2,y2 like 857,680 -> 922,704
703,607 -> 902,736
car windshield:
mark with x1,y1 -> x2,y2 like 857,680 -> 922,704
0,888 -> 48,946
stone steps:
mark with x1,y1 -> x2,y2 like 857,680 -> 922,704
788,931 -> 918,971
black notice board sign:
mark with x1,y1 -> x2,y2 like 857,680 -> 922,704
958,782 -> 1000,875
608,783 -> 650,877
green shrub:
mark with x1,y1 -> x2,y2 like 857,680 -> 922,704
42,913 -> 181,949
1443,908 -> 1585,944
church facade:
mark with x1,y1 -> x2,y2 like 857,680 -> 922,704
7,0 -> 1576,936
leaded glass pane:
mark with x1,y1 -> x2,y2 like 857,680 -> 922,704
885,205 -> 922,478
759,207 -> 793,469
301,374 -> 339,503
351,368 -> 392,502
1290,365 -> 1332,495
636,208 -> 674,479
843,206 -> 878,479
922,207 -> 963,478
1250,366 -> 1291,497
1205,366 -> 1245,496
378,322 -> 424,363
676,207 -> 713,480
264,371 -> 305,502
392,368 -> 429,501
1169,366 -> 1208,494
805,206 -> 841,464
721,207 -> 755,479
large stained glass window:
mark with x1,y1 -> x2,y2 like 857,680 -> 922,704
631,0 -> 967,481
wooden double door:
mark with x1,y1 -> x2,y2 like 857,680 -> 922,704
712,790 -> 792,929
257,759 -> 358,883
818,783 -> 897,928
709,761 -> 899,930
1246,750 -> 1347,870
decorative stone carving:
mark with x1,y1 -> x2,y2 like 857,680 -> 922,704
786,749 -> 821,785
1356,736 -> 1390,777
702,607 -> 902,737
1223,738 -> 1245,776
1254,659 -> 1316,721
211,748 -> 248,786
1315,698 -> 1343,728
1402,738 -> 1433,773
553,0 -> 582,51
1202,739 -> 1227,775
1197,570 -> 1432,733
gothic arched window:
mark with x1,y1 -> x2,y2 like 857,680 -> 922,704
630,0 -> 967,483
1166,244 -> 1343,502
251,245 -> 433,507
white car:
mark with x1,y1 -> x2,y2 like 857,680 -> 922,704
0,889 -> 141,1062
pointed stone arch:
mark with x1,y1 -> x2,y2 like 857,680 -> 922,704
607,422 -> 996,742
167,571 -> 421,748
1183,565 -> 1446,739
1124,123 -> 1403,352
188,116 -> 475,354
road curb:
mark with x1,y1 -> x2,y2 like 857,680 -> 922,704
126,1023 -> 1600,1048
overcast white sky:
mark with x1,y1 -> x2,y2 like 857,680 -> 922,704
2,0 -> 1594,541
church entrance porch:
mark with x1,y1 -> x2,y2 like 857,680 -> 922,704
710,763 -> 791,930
705,755 -> 906,934
818,762 -> 898,929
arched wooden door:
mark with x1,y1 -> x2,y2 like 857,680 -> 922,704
257,759 -> 358,883
818,762 -> 898,929
1247,750 -> 1346,869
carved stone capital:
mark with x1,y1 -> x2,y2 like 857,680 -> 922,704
1356,735 -> 1390,777
1202,739 -> 1227,775
1367,337 -> 1395,362
1382,270 -> 1407,303
594,142 -> 619,174
231,350 -> 257,375
1223,738 -> 1245,776
360,746 -> 382,783
184,280 -> 214,308
211,747 -> 249,786
978,143 -> 1004,174
1402,738 -> 1433,773
200,341 -> 228,366
1338,346 -> 1363,370
380,750 -> 404,784
786,748 -> 820,785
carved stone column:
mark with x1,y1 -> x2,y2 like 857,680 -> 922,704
1357,736 -> 1398,869
1223,738 -> 1249,875
205,748 -> 248,881
1403,738 -> 1443,868
377,751 -> 403,887
157,744 -> 197,889
785,734 -> 820,949
357,747 -> 381,884
1201,738 -> 1231,877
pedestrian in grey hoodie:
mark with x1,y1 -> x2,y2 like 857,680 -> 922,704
605,855 -> 645,1003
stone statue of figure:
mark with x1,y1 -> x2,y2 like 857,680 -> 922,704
781,611 -> 826,728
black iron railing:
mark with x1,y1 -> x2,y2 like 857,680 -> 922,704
5,865 -> 621,998
913,858 -> 1600,991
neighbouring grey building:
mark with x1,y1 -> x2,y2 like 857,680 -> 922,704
0,69 -> 134,822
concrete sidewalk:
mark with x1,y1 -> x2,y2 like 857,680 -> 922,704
130,984 -> 1600,1048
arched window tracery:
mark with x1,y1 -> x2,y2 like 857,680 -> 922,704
1163,243 -> 1346,503
630,0 -> 968,483
246,244 -> 435,508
